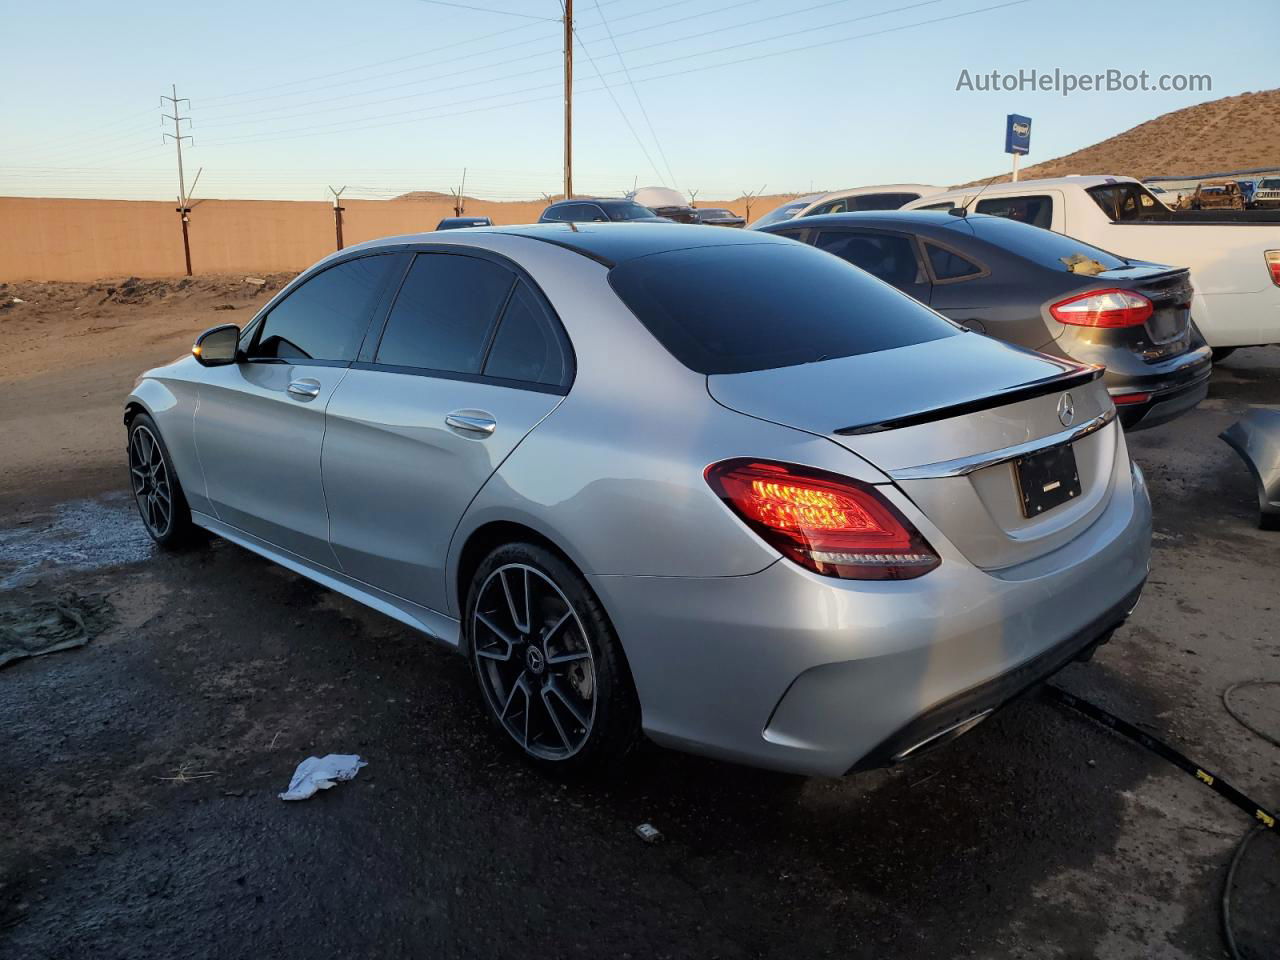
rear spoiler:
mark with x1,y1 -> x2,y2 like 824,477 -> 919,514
835,364 -> 1104,436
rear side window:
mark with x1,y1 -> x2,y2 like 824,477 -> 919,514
815,231 -> 922,288
850,192 -> 919,211
375,253 -> 514,374
963,216 -> 1129,272
250,254 -> 397,362
483,281 -> 569,387
608,243 -> 957,375
924,243 -> 982,281
974,194 -> 1053,229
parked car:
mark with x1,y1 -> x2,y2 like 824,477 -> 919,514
693,207 -> 746,228
538,198 -> 666,224
747,193 -> 823,229
128,224 -> 1150,776
630,186 -> 698,224
783,183 -> 945,220
760,210 -> 1212,430
1253,176 -> 1280,209
437,216 -> 493,230
904,176 -> 1280,354
1187,179 -> 1246,211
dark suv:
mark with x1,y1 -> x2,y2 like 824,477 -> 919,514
538,198 -> 667,224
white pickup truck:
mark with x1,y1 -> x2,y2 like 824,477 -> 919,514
905,176 -> 1280,353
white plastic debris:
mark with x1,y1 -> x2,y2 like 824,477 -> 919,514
10,297 -> 24,304
634,822 -> 663,843
278,753 -> 367,801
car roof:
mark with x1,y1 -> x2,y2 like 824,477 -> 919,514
760,209 -> 979,231
916,175 -> 1142,204
548,197 -> 634,206
371,222 -> 791,267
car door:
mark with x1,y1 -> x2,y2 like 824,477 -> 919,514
193,252 -> 403,564
811,228 -> 933,303
322,249 -> 571,613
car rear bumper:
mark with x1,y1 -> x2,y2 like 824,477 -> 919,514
1114,366 -> 1212,430
589,463 -> 1151,776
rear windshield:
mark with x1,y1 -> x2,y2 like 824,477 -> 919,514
1086,183 -> 1165,221
608,243 -> 959,375
963,216 -> 1129,272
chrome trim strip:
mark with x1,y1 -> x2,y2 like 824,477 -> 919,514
886,408 -> 1117,481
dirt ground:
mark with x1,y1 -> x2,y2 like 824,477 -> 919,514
0,281 -> 1277,959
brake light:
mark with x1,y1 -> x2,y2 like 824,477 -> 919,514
1266,251 -> 1280,287
704,459 -> 940,580
1050,288 -> 1153,328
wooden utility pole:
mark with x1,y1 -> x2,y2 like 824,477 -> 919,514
329,185 -> 347,250
562,0 -> 573,200
161,84 -> 194,276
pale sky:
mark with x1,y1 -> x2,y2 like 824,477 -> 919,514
1,0 -> 1275,203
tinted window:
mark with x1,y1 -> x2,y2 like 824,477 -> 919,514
810,199 -> 849,215
557,203 -> 605,222
251,255 -> 396,362
483,281 -> 569,387
540,206 -> 566,222
815,231 -> 922,288
916,201 -> 954,212
376,254 -> 514,374
1260,179 -> 1280,190
974,194 -> 1053,228
1087,183 -> 1163,221
606,202 -> 657,221
850,192 -> 919,211
750,200 -> 812,228
963,216 -> 1129,272
608,243 -> 957,375
925,243 -> 982,280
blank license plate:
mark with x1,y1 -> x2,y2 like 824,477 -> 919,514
1014,444 -> 1081,518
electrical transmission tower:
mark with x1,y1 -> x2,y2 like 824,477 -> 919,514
162,84 -> 196,276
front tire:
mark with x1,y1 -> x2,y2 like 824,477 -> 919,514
127,412 -> 197,548
465,542 -> 640,772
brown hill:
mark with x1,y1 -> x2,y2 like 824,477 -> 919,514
965,88 -> 1280,186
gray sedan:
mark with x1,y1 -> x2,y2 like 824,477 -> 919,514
125,224 -> 1151,775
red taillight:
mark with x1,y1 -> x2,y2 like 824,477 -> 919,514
704,459 -> 939,580
1050,288 -> 1153,328
1111,392 -> 1152,406
1266,250 -> 1280,287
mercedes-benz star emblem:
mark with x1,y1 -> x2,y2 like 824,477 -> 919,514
1057,393 -> 1075,427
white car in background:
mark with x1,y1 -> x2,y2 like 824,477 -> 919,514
748,185 -> 944,229
905,176 -> 1280,355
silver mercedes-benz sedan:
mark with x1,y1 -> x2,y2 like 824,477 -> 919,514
124,224 -> 1151,776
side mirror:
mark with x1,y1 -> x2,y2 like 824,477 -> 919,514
192,324 -> 241,366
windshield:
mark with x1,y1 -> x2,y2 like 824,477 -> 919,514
608,202 -> 658,221
608,242 -> 957,375
1259,179 -> 1280,190
750,200 -> 811,228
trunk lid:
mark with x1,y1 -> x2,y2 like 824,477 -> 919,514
707,334 -> 1121,570
1051,265 -> 1194,362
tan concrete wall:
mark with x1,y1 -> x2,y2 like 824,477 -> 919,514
0,194 -> 797,282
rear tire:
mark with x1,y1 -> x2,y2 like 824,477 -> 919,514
127,412 -> 198,549
465,542 -> 640,773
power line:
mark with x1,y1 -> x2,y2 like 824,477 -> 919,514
416,0 -> 561,20
570,23 -> 666,185
593,0 -> 677,189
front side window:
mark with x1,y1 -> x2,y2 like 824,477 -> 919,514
250,255 -> 397,362
974,194 -> 1053,229
609,242 -> 957,375
815,231 -> 923,288
483,281 -> 569,387
375,254 -> 514,374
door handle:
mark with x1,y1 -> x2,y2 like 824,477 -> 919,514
287,378 -> 322,401
445,412 -> 497,436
